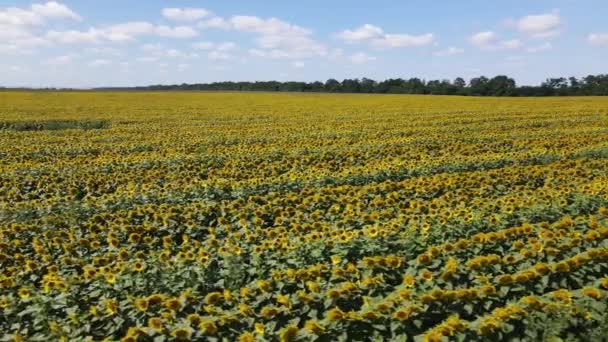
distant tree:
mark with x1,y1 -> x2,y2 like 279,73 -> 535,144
325,79 -> 341,92
453,77 -> 466,88
89,73 -> 608,96
469,76 -> 490,96
360,78 -> 376,93
488,75 -> 516,96
341,79 -> 361,93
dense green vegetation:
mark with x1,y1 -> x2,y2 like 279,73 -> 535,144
89,74 -> 608,96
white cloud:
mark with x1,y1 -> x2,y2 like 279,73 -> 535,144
0,1 -> 80,26
198,16 -> 231,30
31,1 -> 81,21
335,24 -> 384,42
516,11 -> 561,38
162,8 -> 210,22
155,25 -> 198,38
469,31 -> 521,50
8,36 -> 50,47
85,47 -> 122,56
292,61 -> 305,68
230,15 -> 327,59
141,43 -> 199,59
0,7 -> 43,26
434,46 -> 464,56
231,16 -> 310,36
46,22 -> 198,44
375,33 -> 434,48
192,42 -> 237,51
0,2 -> 80,52
88,59 -> 110,67
469,31 -> 496,48
527,42 -> 552,53
177,63 -> 190,72
335,24 -> 433,48
588,33 -> 608,46
348,52 -> 376,64
46,28 -> 99,43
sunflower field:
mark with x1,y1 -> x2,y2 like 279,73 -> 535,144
1,91 -> 608,341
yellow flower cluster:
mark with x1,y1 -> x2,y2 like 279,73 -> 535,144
1,92 -> 608,340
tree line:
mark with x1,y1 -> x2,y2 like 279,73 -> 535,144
99,74 -> 608,96
4,74 -> 607,96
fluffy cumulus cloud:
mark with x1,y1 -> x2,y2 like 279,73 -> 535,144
515,11 -> 561,38
31,1 -> 80,20
193,41 -> 236,51
0,1 -> 80,26
588,33 -> 608,46
162,8 -> 210,22
228,15 -> 327,59
198,16 -> 231,30
335,24 -> 434,48
335,24 -> 384,42
469,31 -> 522,50
46,22 -> 197,43
0,1 -> 81,50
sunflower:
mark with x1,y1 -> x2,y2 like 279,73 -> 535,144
237,332 -> 256,342
582,287 -> 602,300
402,274 -> 415,287
326,307 -> 345,321
254,323 -> 265,335
147,294 -> 164,305
204,291 -> 223,305
260,306 -> 279,319
257,280 -> 271,292
170,327 -> 192,341
330,255 -> 342,265
129,233 -> 141,243
417,253 -> 431,264
600,277 -> 608,290
17,287 -> 30,299
326,289 -> 341,300
105,299 -> 119,315
199,320 -> 218,335
279,325 -> 299,342
163,298 -> 182,312
552,289 -> 572,304
393,307 -> 412,321
421,269 -> 433,282
304,319 -> 324,335
276,294 -> 291,309
134,298 -> 149,312
478,318 -> 500,335
132,259 -> 145,272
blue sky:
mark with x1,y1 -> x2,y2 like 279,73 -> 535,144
1,0 -> 607,88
